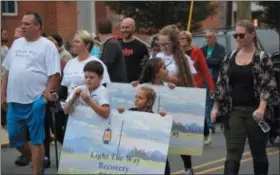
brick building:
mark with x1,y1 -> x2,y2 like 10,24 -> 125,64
2,1 -> 111,47
1,1 -> 221,47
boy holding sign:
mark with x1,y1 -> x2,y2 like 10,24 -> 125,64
64,61 -> 110,118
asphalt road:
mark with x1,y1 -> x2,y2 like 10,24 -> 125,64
1,127 -> 279,174
169,127 -> 280,174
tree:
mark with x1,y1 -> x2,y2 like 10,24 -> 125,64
236,1 -> 252,21
105,1 -> 217,34
258,2 -> 280,34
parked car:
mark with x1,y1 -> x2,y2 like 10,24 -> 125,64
192,28 -> 279,56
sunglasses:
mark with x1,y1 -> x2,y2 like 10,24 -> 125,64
233,33 -> 245,39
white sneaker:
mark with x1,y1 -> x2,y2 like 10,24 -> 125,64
183,168 -> 194,175
204,129 -> 212,145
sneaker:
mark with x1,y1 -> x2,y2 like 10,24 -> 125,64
183,168 -> 194,175
211,127 -> 215,134
41,166 -> 45,175
15,155 -> 30,166
44,157 -> 51,168
204,129 -> 212,145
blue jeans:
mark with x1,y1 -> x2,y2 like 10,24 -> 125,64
204,83 -> 215,129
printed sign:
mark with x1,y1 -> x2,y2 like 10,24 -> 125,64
108,83 -> 206,156
58,106 -> 173,174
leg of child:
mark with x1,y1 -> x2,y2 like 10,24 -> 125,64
164,158 -> 170,175
181,155 -> 193,174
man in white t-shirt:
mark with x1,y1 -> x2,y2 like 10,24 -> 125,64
1,12 -> 61,175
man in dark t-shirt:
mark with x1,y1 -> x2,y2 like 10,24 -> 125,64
119,18 -> 149,83
98,19 -> 127,83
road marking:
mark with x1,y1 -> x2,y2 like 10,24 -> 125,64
195,150 -> 279,174
171,147 -> 278,175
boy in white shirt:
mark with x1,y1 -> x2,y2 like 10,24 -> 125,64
64,61 -> 110,119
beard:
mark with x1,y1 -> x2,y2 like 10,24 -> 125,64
122,31 -> 133,39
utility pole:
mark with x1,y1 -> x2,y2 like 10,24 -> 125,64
236,1 -> 252,21
187,0 -> 194,32
226,1 -> 233,28
218,1 -> 227,28
77,1 -> 96,34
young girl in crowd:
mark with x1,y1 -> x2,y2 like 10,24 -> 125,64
130,58 -> 176,174
121,58 -> 175,112
118,86 -> 169,175
156,25 -> 196,175
132,58 -> 176,89
118,86 -> 158,113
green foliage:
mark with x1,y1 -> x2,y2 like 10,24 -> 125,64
105,1 -> 217,34
258,2 -> 280,34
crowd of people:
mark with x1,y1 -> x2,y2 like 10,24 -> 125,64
1,11 -> 279,175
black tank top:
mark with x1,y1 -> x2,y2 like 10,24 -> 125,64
227,56 -> 258,107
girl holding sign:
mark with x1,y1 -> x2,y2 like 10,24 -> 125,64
118,86 -> 159,114
131,58 -> 177,175
132,58 -> 176,88
133,25 -> 196,174
155,25 -> 196,175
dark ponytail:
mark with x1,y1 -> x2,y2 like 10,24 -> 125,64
139,58 -> 163,84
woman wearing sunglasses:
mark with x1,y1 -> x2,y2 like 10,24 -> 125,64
211,20 -> 279,175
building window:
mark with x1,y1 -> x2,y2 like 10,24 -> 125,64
2,1 -> 18,16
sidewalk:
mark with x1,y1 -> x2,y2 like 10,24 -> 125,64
1,127 -> 9,148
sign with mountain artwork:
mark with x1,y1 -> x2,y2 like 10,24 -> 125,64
107,83 -> 206,156
156,86 -> 206,156
58,106 -> 173,174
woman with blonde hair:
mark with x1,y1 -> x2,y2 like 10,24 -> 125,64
57,30 -> 111,147
155,24 -> 196,175
211,20 -> 279,175
62,30 -> 110,95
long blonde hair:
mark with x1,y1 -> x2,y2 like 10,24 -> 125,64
159,25 -> 195,87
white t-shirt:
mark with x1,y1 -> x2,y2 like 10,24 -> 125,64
2,37 -> 61,104
1,45 -> 9,75
1,45 -> 9,65
61,56 -> 111,95
156,52 -> 197,76
66,84 -> 110,108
